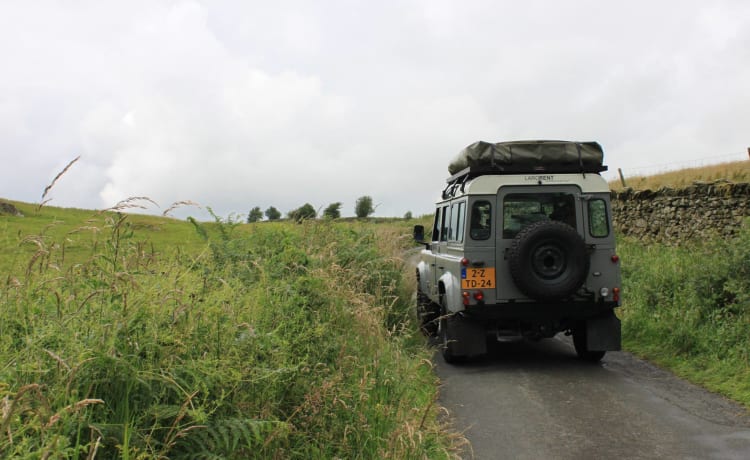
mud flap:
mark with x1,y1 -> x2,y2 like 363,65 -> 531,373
448,314 -> 487,357
586,310 -> 621,351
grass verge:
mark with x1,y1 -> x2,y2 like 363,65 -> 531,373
618,222 -> 750,408
1,208 -> 455,458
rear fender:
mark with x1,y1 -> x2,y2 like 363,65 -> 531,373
439,271 -> 462,313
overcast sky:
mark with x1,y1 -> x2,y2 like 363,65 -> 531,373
1,1 -> 748,219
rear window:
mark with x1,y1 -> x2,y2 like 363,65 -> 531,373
503,193 -> 576,238
470,201 -> 492,240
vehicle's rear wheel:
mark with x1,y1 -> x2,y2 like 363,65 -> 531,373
573,322 -> 606,363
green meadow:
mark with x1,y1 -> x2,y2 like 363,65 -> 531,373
0,201 -> 452,459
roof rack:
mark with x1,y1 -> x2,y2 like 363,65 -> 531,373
441,163 -> 609,200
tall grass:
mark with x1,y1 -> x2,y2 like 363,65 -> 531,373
611,160 -> 750,191
0,210 -> 454,458
618,221 -> 750,406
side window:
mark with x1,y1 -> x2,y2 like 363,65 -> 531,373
431,209 -> 440,241
470,201 -> 491,240
449,201 -> 466,243
440,205 -> 449,242
588,199 -> 610,238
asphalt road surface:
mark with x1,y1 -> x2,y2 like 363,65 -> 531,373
436,335 -> 750,460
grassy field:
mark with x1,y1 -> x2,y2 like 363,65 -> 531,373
610,160 -> 750,191
0,201 -> 454,458
618,225 -> 750,407
0,200 -> 208,276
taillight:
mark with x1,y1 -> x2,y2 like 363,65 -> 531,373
461,257 -> 470,266
613,287 -> 621,302
463,290 -> 485,305
611,255 -> 620,264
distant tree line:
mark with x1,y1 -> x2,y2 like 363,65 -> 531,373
247,206 -> 281,223
246,196 -> 408,223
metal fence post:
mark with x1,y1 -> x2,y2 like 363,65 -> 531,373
618,168 -> 627,188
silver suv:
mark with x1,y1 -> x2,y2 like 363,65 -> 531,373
414,140 -> 622,363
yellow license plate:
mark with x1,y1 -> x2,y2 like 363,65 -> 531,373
461,267 -> 496,289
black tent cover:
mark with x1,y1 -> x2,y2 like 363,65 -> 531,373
448,140 -> 606,175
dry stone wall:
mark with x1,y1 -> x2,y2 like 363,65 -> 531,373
611,181 -> 750,243
0,201 -> 23,217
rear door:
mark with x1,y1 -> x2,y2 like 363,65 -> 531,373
495,185 -> 584,300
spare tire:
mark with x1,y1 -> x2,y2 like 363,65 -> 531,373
508,220 -> 589,301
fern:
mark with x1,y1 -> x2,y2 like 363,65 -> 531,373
169,417 -> 287,459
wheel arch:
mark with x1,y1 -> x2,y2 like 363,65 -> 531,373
438,271 -> 462,314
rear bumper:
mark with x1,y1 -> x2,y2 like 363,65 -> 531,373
461,300 -> 618,322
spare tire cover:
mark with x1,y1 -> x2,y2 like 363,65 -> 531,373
508,220 -> 589,301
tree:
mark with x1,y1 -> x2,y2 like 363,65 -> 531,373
355,196 -> 375,218
404,211 -> 413,220
288,203 -> 317,222
323,202 -> 342,219
265,206 -> 281,221
247,207 -> 263,223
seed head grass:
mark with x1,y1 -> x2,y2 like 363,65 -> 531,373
39,156 -> 80,209
0,202 -> 460,458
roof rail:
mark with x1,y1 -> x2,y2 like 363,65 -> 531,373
441,164 -> 608,199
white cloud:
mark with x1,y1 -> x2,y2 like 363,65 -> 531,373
1,0 -> 749,218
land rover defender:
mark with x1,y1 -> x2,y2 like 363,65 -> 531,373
414,140 -> 622,363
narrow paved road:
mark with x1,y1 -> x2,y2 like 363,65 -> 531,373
436,335 -> 750,459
